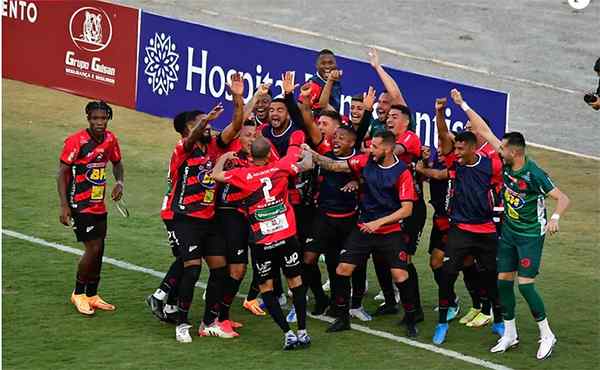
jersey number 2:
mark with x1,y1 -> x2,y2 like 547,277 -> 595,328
260,177 -> 276,203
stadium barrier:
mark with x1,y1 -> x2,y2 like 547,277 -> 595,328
3,0 -> 508,143
2,0 -> 139,108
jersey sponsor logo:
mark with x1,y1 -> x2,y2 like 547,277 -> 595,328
85,164 -> 107,185
255,203 -> 286,221
504,187 -> 525,216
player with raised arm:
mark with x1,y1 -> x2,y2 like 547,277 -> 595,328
456,89 -> 570,360
212,137 -> 314,350
58,101 -> 124,316
155,73 -> 246,343
420,126 -> 502,345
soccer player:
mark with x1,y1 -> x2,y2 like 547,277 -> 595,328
214,121 -> 280,333
415,141 -> 459,321
212,137 -> 314,350
423,127 -> 502,345
308,130 -> 419,337
300,49 -> 342,112
157,73 -> 246,343
247,84 -> 273,126
354,48 -> 408,142
457,89 -> 570,360
295,88 -> 371,320
58,100 -> 124,316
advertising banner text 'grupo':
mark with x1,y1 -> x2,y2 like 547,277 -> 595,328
2,0 -> 139,108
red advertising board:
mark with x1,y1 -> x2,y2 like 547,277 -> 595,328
2,0 -> 139,108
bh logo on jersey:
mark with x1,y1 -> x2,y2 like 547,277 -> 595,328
143,33 -> 180,96
85,163 -> 107,185
504,187 -> 524,219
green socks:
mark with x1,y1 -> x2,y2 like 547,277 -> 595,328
498,279 -> 516,320
518,282 -> 546,322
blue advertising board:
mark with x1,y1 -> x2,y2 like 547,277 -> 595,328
136,11 -> 508,146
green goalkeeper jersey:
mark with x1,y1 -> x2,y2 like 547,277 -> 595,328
502,158 -> 556,237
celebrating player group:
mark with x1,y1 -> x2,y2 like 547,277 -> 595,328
57,48 -> 570,359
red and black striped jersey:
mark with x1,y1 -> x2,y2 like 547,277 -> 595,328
161,136 -> 226,220
216,143 -> 280,211
59,129 -> 122,214
221,153 -> 302,245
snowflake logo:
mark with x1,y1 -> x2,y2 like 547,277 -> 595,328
143,32 -> 180,96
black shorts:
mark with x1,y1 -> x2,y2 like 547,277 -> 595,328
215,208 -> 249,265
444,226 -> 497,274
171,215 -> 225,262
163,220 -> 180,257
339,227 -> 410,270
306,210 -> 356,255
293,204 -> 316,247
403,197 -> 427,255
252,237 -> 302,285
72,212 -> 107,242
428,215 -> 450,254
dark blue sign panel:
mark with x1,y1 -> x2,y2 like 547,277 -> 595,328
136,11 -> 508,146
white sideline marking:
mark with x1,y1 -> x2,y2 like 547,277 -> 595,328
2,228 -> 513,370
527,142 -> 600,161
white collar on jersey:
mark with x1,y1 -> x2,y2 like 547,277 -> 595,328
465,154 -> 482,168
335,148 -> 356,160
377,154 -> 400,169
270,120 -> 294,138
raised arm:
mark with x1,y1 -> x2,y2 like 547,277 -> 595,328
243,82 -> 271,121
298,82 -> 322,145
317,69 -> 342,112
184,103 -> 224,152
435,97 -> 454,155
355,86 -> 376,146
450,89 -> 501,152
368,48 -> 406,106
281,71 -> 308,133
220,73 -> 245,144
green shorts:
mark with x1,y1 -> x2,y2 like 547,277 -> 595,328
497,228 -> 545,278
